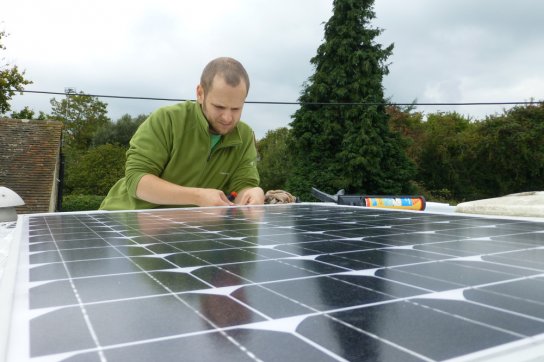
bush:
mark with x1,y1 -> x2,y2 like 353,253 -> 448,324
257,127 -> 293,192
64,144 -> 127,196
61,194 -> 105,211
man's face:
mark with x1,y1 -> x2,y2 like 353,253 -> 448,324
196,75 -> 247,135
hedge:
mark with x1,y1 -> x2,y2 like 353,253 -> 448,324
61,195 -> 105,212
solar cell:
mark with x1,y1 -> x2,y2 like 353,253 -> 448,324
4,204 -> 544,361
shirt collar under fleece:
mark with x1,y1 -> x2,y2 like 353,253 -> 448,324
210,133 -> 222,150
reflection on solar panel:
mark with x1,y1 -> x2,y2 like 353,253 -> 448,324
5,204 -> 544,361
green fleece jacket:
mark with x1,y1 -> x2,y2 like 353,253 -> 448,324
99,101 -> 260,210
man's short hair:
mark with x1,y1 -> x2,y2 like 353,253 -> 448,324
200,57 -> 250,95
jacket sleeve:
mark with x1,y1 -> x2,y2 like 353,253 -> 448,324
226,130 -> 261,192
124,110 -> 173,198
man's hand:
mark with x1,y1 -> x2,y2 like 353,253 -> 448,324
235,187 -> 265,205
195,188 -> 235,207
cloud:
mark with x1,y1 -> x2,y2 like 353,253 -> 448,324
375,0 -> 544,118
2,0 -> 543,138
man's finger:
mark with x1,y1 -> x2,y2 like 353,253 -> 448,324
219,192 -> 235,206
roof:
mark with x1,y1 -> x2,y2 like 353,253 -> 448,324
0,118 -> 63,214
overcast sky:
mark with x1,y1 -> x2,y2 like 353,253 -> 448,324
2,0 -> 543,138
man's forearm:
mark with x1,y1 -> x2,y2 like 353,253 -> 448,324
136,174 -> 198,205
136,174 -> 233,207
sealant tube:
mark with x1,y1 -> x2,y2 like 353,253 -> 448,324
364,196 -> 426,211
337,195 -> 426,211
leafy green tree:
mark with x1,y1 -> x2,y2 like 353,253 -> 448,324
10,106 -> 35,119
93,113 -> 147,147
256,127 -> 293,191
50,91 -> 110,150
9,106 -> 48,120
288,0 -> 415,200
416,112 -> 474,201
1,30 -> 32,114
380,103 -> 544,202
386,105 -> 425,162
466,103 -> 544,198
64,144 -> 126,196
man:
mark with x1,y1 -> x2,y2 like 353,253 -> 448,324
100,57 -> 265,210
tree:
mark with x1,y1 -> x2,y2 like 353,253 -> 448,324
466,103 -> 544,198
50,91 -> 110,150
1,30 -> 32,114
93,113 -> 147,147
256,127 -> 293,191
416,112 -> 474,201
10,106 -> 35,119
386,104 -> 425,162
287,0 -> 414,200
64,144 -> 127,196
10,106 -> 47,120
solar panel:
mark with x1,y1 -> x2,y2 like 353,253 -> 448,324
4,203 -> 544,361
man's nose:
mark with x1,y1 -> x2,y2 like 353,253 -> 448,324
222,111 -> 234,123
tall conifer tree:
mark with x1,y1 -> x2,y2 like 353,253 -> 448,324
288,0 -> 414,200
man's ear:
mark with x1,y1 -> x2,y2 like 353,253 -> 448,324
196,84 -> 204,105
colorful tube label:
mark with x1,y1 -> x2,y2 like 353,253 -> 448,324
364,197 -> 425,211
